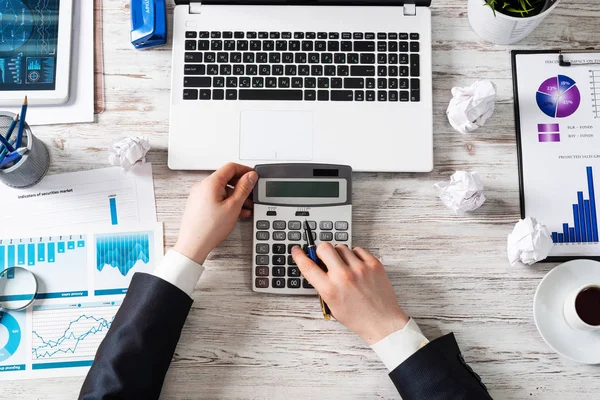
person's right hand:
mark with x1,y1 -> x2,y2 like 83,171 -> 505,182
174,163 -> 257,265
291,243 -> 409,345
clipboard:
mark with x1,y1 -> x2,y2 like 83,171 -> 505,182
512,49 -> 600,261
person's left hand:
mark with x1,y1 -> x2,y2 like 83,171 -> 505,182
174,162 -> 258,264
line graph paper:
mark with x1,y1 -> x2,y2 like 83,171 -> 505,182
31,303 -> 118,361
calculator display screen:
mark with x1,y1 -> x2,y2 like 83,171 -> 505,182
0,0 -> 60,91
266,181 -> 340,198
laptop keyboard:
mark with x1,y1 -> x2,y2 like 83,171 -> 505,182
182,31 -> 421,102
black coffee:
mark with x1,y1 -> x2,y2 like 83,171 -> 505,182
575,286 -> 600,326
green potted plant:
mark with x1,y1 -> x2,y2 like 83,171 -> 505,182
468,0 -> 561,45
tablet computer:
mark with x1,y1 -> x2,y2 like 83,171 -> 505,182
0,0 -> 74,106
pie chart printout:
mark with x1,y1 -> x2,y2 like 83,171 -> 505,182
536,75 -> 581,118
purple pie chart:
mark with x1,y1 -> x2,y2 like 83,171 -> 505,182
536,75 -> 581,118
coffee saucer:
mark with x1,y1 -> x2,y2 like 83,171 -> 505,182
533,259 -> 600,364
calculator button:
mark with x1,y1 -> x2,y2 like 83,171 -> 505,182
307,221 -> 317,230
288,231 -> 302,241
335,221 -> 349,231
288,278 -> 301,288
267,210 -> 277,216
320,221 -> 333,230
335,232 -> 349,241
302,279 -> 314,289
256,231 -> 270,241
273,220 -> 287,230
273,255 -> 286,265
319,232 -> 334,241
273,231 -> 286,241
295,211 -> 310,216
256,278 -> 269,288
256,220 -> 270,230
256,244 -> 269,254
303,232 -> 317,241
288,220 -> 302,230
272,267 -> 286,276
272,244 -> 286,254
272,278 -> 286,288
256,255 -> 269,265
256,266 -> 269,276
288,266 -> 300,276
287,256 -> 297,266
288,244 -> 301,254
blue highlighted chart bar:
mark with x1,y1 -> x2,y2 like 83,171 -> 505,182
47,243 -> 55,263
553,166 -> 600,244
28,244 -> 35,266
8,245 -> 15,267
17,244 -> 25,265
57,242 -> 65,253
109,197 -> 118,225
38,243 -> 45,262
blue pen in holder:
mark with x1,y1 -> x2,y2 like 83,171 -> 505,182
0,112 -> 50,188
130,0 -> 167,49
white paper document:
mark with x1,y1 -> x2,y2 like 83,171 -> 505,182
515,51 -> 600,257
0,163 -> 157,233
0,223 -> 163,380
4,1 -> 95,125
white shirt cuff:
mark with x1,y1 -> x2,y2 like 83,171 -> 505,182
152,249 -> 205,297
370,318 -> 429,371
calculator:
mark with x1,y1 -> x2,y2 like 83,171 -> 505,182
252,164 -> 352,294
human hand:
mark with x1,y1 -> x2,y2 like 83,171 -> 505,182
292,244 -> 409,345
174,163 -> 258,265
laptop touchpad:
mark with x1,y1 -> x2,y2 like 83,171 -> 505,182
239,111 -> 313,160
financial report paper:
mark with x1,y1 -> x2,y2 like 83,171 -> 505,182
0,164 -> 161,380
515,51 -> 600,257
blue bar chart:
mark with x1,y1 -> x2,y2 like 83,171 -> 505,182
0,235 -> 88,299
552,166 -> 599,244
94,231 -> 154,296
109,197 -> 118,225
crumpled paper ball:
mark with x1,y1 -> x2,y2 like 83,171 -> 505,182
108,135 -> 150,171
507,217 -> 553,266
433,171 -> 486,215
446,80 -> 497,134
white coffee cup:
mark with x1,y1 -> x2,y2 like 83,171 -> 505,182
563,284 -> 600,331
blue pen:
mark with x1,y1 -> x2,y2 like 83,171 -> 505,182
0,132 -> 15,153
15,96 -> 28,149
2,114 -> 19,144
304,220 -> 332,320
0,149 -> 23,169
0,139 -> 16,165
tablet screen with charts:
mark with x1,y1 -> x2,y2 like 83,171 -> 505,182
0,0 -> 74,105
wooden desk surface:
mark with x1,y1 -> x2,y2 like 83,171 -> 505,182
4,1 -> 600,398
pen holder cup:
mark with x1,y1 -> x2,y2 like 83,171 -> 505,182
0,112 -> 50,188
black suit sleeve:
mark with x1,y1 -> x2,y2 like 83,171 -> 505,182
79,273 -> 193,400
389,333 -> 492,400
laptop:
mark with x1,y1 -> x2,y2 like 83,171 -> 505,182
169,0 -> 433,172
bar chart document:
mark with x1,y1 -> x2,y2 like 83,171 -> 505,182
0,163 -> 156,233
0,223 -> 162,380
514,51 -> 600,257
0,235 -> 88,299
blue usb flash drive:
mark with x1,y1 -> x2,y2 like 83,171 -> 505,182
130,0 -> 167,49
